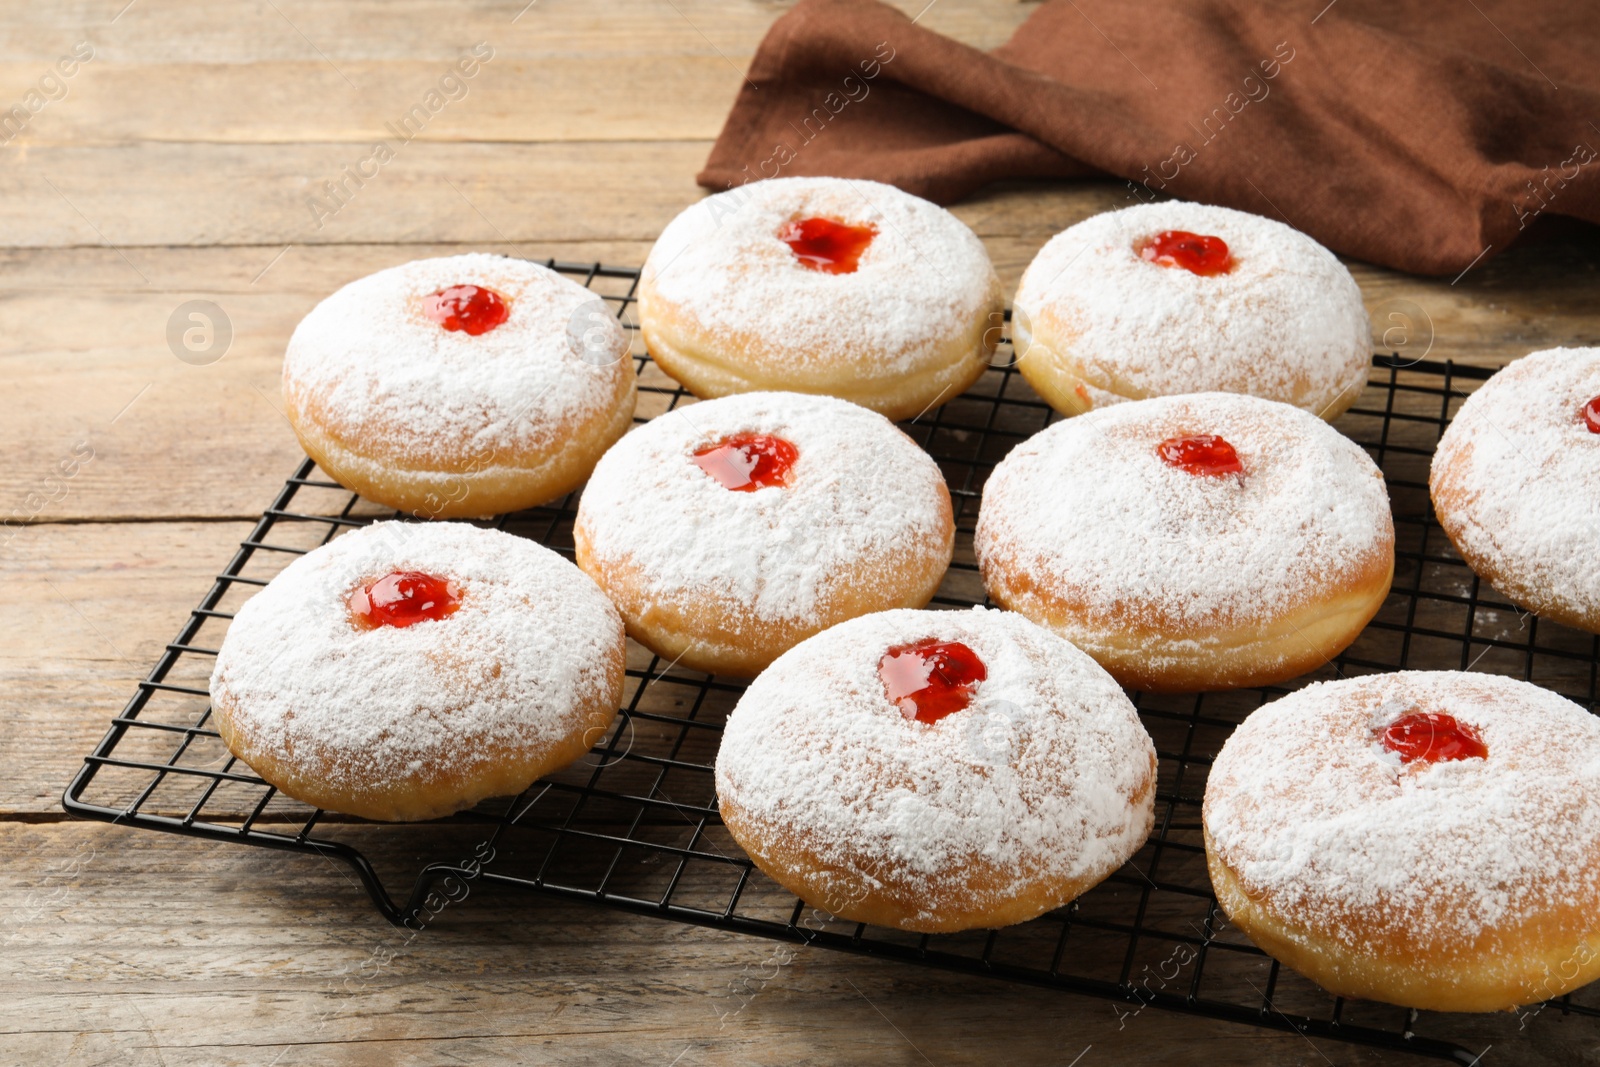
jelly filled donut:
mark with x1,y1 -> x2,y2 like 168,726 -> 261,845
976,392 -> 1393,692
210,521 -> 625,821
574,392 -> 953,677
1012,202 -> 1370,420
1204,671 -> 1600,1012
716,607 -> 1157,933
1431,347 -> 1600,633
283,254 -> 636,519
638,177 -> 1003,420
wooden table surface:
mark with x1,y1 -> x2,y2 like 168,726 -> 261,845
5,2 -> 1600,1064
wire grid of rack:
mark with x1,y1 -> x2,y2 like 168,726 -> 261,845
64,261 -> 1600,1063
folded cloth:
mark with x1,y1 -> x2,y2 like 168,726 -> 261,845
698,0 -> 1600,275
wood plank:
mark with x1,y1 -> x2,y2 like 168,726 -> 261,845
0,57 -> 740,144
0,520 -> 253,812
0,145 -> 1127,249
0,0 -> 1031,62
0,820 -> 1582,1066
0,0 -> 1035,147
0,141 -> 708,247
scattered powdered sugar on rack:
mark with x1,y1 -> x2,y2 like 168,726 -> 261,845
1012,201 -> 1369,413
975,392 -> 1393,630
282,253 -> 628,468
716,607 -> 1156,921
1430,346 -> 1600,620
1204,671 -> 1600,952
643,176 -> 998,376
575,391 -> 950,625
210,521 -> 622,797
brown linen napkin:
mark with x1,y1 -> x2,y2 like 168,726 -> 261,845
698,0 -> 1600,275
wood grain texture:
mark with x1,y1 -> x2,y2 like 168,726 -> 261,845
0,0 -> 1037,148
6,0 -> 1600,1062
2,821 -> 1589,1067
0,521 -> 253,812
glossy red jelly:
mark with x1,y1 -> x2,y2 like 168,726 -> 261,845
1583,396 -> 1600,434
422,284 -> 509,336
1157,435 -> 1244,477
1138,230 -> 1233,276
778,217 -> 877,274
693,433 -> 799,491
1381,712 -> 1488,764
349,571 -> 462,629
879,640 -> 987,724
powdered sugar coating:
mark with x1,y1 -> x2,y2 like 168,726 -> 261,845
976,392 -> 1392,634
716,607 -> 1156,922
282,254 -> 629,468
1430,347 -> 1600,625
1204,671 -> 1600,954
1013,202 -> 1369,414
575,392 -> 951,626
643,177 -> 999,377
210,521 -> 623,801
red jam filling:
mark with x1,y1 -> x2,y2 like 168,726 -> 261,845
778,217 -> 877,274
692,433 -> 798,491
422,284 -> 509,336
879,640 -> 987,724
1381,712 -> 1488,764
1157,434 -> 1244,477
1583,396 -> 1600,434
1138,230 -> 1233,276
349,571 -> 462,629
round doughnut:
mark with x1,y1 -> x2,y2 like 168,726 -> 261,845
716,607 -> 1157,933
574,392 -> 953,677
1203,671 -> 1600,1012
209,520 -> 625,822
638,177 -> 1003,421
283,253 -> 636,519
1012,202 -> 1370,420
1430,347 -> 1600,633
976,392 -> 1394,692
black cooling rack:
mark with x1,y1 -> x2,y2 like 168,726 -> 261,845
64,261 -> 1600,1063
